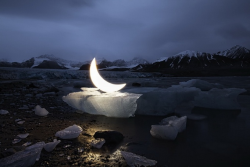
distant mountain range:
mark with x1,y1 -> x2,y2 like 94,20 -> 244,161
134,45 -> 250,76
0,45 -> 250,76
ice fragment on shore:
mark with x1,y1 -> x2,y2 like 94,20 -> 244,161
55,124 -> 83,139
22,142 -> 32,147
0,142 -> 45,167
0,110 -> 9,115
35,105 -> 49,116
91,138 -> 105,149
44,139 -> 61,152
17,133 -> 29,139
121,151 -> 157,167
194,88 -> 246,110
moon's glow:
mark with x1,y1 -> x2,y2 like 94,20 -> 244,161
90,58 -> 126,93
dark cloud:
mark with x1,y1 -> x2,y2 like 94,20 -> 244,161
0,0 -> 250,62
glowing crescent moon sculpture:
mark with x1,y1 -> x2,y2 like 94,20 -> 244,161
90,58 -> 126,93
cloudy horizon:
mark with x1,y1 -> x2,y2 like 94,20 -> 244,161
0,0 -> 250,62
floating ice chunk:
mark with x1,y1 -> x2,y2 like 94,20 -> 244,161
159,116 -> 178,125
17,133 -> 29,139
150,124 -> 178,140
135,87 -> 200,116
0,109 -> 9,115
151,116 -> 187,140
35,105 -> 49,116
44,139 -> 61,152
121,151 -> 157,167
91,138 -> 105,149
55,124 -> 83,139
179,79 -> 224,91
0,142 -> 45,167
62,88 -> 141,117
194,88 -> 246,110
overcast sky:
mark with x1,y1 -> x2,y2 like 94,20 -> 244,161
0,0 -> 250,62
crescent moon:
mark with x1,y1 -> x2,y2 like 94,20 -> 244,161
90,58 -> 126,93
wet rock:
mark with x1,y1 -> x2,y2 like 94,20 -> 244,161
94,131 -> 124,144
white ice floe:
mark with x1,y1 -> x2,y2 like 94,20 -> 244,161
179,79 -> 224,91
44,139 -> 61,152
55,124 -> 83,139
0,142 -> 45,167
35,105 -> 49,116
150,116 -> 187,140
91,138 -> 105,149
62,88 -> 141,117
194,88 -> 246,110
121,151 -> 157,167
0,109 -> 9,115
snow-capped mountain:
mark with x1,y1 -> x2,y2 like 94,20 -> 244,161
134,45 -> 250,76
216,45 -> 250,59
31,55 -> 87,69
79,57 -> 149,70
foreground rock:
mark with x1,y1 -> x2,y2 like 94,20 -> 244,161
0,142 -> 45,167
55,124 -> 83,139
94,131 -> 124,144
121,151 -> 157,167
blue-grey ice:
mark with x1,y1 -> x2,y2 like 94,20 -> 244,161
0,142 -> 45,167
194,88 -> 246,110
120,151 -> 157,167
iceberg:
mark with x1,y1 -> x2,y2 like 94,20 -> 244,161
194,88 -> 246,110
135,86 -> 200,115
55,124 -> 83,139
0,142 -> 45,167
121,151 -> 157,167
62,88 -> 141,117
